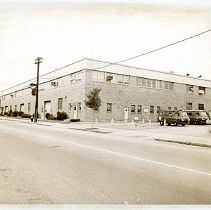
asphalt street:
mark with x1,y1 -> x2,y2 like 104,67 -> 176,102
0,120 -> 211,204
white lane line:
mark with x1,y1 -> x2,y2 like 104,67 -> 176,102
66,141 -> 211,177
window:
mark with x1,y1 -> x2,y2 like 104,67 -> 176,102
198,104 -> 204,110
152,80 -> 156,88
69,103 -> 72,112
28,103 -> 31,114
186,102 -> 192,110
186,84 -> 194,92
157,106 -> 161,114
137,105 -> 142,113
165,81 -> 174,90
147,79 -> 153,88
199,86 -> 205,95
150,106 -> 154,114
131,105 -> 135,113
78,102 -> 81,111
156,80 -> 162,89
107,103 -> 112,112
58,98 -> 63,112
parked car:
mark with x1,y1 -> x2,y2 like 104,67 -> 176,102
206,111 -> 211,124
185,110 -> 209,125
158,110 -> 189,126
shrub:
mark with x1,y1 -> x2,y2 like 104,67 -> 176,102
57,112 -> 68,121
18,111 -> 24,117
12,111 -> 18,117
8,110 -> 13,116
46,113 -> 56,120
70,119 -> 80,122
22,113 -> 31,118
4,112 -> 8,116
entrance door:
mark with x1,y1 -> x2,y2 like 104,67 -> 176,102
73,105 -> 78,119
44,101 -> 51,117
124,107 -> 129,122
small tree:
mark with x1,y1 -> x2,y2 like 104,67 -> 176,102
85,88 -> 101,124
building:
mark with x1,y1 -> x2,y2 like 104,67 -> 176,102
0,58 -> 211,122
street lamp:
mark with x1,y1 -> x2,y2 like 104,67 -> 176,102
34,57 -> 43,123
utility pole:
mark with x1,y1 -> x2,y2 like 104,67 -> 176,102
34,57 -> 43,123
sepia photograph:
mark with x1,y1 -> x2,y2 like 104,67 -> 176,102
0,0 -> 211,209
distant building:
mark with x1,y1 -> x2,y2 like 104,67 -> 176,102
0,58 -> 211,122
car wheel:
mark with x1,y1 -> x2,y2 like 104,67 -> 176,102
182,124 -> 185,126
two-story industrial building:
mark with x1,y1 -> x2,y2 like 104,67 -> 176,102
0,58 -> 211,122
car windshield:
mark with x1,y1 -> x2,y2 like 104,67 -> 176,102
199,112 -> 208,117
180,112 -> 188,117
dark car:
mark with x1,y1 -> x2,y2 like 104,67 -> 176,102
185,110 -> 209,125
158,110 -> 189,126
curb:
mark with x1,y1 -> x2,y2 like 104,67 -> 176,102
155,137 -> 211,149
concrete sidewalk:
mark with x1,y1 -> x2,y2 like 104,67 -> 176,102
1,116 -> 211,148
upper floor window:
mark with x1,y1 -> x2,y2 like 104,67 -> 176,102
199,86 -> 205,95
165,81 -> 174,90
186,84 -> 194,92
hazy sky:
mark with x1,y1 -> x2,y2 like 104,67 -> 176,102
0,0 -> 210,93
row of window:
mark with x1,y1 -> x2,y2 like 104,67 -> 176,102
106,104 -> 176,114
186,103 -> 205,110
186,85 -> 206,95
92,71 -> 174,90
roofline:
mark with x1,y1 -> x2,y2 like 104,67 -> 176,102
84,57 -> 211,83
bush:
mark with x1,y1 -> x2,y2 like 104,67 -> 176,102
8,110 -> 13,116
70,119 -> 80,122
22,113 -> 31,118
12,111 -> 18,117
18,111 -> 24,117
57,112 -> 68,121
46,113 -> 57,120
4,112 -> 8,116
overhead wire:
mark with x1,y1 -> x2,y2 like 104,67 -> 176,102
1,28 -> 211,94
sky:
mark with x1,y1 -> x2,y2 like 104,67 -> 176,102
0,0 -> 211,94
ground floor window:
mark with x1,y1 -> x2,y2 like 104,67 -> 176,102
150,106 -> 154,114
186,102 -> 192,110
157,106 -> 161,113
107,103 -> 112,112
131,105 -> 135,113
137,105 -> 142,113
198,104 -> 204,110
78,102 -> 81,111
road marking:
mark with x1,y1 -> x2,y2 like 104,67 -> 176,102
66,141 -> 211,177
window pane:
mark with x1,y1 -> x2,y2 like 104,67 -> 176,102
107,103 -> 112,112
150,106 -> 154,114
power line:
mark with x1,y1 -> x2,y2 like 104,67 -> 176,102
1,28 -> 211,93
96,28 -> 211,70
0,58 -> 85,93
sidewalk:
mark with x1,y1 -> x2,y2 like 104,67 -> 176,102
1,116 -> 211,148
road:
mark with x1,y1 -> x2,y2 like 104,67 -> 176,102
0,119 -> 211,204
